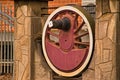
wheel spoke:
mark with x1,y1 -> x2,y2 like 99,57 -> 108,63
46,38 -> 60,47
74,20 -> 85,33
56,15 -> 62,20
55,12 -> 65,20
74,13 -> 79,20
74,45 -> 79,49
74,41 -> 89,46
47,30 -> 59,38
74,14 -> 79,28
75,32 -> 89,39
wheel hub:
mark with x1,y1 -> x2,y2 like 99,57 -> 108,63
59,14 -> 74,51
59,30 -> 73,52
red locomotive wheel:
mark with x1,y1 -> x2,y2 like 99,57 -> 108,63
42,5 -> 94,77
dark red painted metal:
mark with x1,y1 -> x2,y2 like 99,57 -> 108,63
59,13 -> 74,51
46,39 -> 88,71
45,11 -> 89,72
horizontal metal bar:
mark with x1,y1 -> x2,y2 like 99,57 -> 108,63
41,7 -> 58,10
0,62 -> 14,64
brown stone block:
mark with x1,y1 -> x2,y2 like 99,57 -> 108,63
99,13 -> 113,21
22,54 -> 29,68
24,17 -> 31,36
95,40 -> 103,64
21,64 -> 30,80
14,48 -> 22,61
95,66 -> 101,80
111,67 -> 116,80
95,20 -> 99,40
107,14 -> 116,42
34,62 -> 51,80
16,7 -> 24,19
110,0 -> 119,12
20,36 -> 30,51
16,12 -> 25,25
102,0 -> 111,14
20,5 -> 28,17
99,61 -> 112,72
96,0 -> 102,18
102,37 -> 113,49
15,1 -> 29,17
14,40 -> 22,61
102,72 -> 111,80
15,23 -> 25,40
98,21 -> 108,39
82,69 -> 95,80
18,62 -> 25,80
102,49 -> 110,62
109,50 -> 113,61
14,61 -> 19,80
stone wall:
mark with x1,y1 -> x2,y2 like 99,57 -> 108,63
82,0 -> 120,80
95,0 -> 120,80
14,0 -> 120,80
14,1 -> 51,80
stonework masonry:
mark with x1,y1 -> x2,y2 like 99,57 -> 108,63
14,0 -> 120,80
82,0 -> 120,80
14,1 -> 51,80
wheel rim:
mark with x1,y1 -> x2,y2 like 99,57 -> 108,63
42,5 -> 94,77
